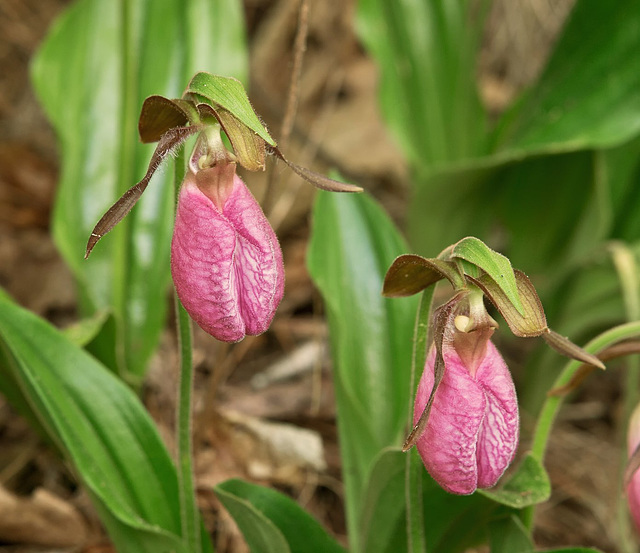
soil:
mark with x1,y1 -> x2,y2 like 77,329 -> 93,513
0,1 -> 624,552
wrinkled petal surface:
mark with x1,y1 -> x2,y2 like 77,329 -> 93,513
171,171 -> 284,342
474,343 -> 520,487
414,341 -> 518,494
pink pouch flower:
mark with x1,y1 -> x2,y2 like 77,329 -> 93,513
171,160 -> 284,342
414,329 -> 519,495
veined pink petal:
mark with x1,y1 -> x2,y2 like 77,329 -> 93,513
474,342 -> 519,488
415,346 -> 485,495
414,340 -> 518,494
171,168 -> 284,342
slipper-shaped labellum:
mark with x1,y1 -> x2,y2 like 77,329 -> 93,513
171,161 -> 284,342
414,336 -> 519,494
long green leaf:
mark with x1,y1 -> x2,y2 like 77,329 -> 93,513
410,150 -> 604,275
307,191 -> 418,552
496,0 -> 640,154
0,294 -> 198,552
31,0 -> 247,378
215,479 -> 346,553
215,485 -> 290,553
356,0 -> 487,170
359,449 -> 409,553
403,1 -> 640,269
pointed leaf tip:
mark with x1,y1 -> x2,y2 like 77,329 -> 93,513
543,329 -> 606,369
85,125 -> 201,258
270,147 -> 362,192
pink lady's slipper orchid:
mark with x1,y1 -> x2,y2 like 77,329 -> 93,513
413,310 -> 519,495
171,137 -> 284,342
84,74 -> 360,343
626,404 -> 640,532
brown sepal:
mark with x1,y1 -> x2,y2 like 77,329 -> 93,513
469,269 -> 547,338
269,146 -> 363,193
85,125 -> 201,258
383,255 -> 463,297
542,329 -> 605,370
205,105 -> 266,172
402,293 -> 465,452
138,96 -> 196,143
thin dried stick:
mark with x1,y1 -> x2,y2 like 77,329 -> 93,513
263,0 -> 309,214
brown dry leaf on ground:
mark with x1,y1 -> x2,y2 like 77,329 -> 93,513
0,485 -> 88,548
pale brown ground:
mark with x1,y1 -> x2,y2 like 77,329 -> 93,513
0,1 -> 624,552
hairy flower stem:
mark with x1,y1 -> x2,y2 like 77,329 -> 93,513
405,289 -> 434,552
176,297 -> 201,552
174,148 -> 201,552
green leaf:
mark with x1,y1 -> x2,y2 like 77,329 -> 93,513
451,237 -> 524,316
488,516 -> 534,553
0,294 -> 196,552
307,191 -> 418,552
410,151 -> 600,277
540,549 -> 604,553
215,486 -> 290,553
186,72 -> 275,146
358,449 -> 409,553
497,0 -> 640,154
215,479 -> 345,553
361,448 -> 552,553
62,309 -> 110,346
356,0 -> 488,170
605,135 -> 640,241
31,0 -> 248,378
479,454 -> 550,509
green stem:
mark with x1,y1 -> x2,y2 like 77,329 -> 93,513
530,322 -> 640,462
610,243 -> 640,553
174,147 -> 201,552
523,322 -> 640,533
175,296 -> 201,552
405,288 -> 434,552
